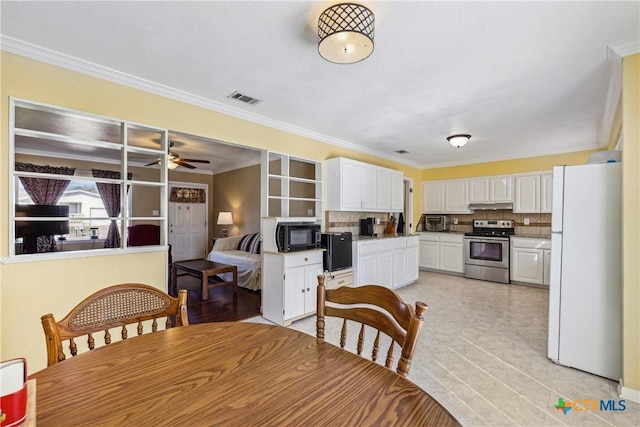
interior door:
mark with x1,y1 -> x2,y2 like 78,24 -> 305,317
169,201 -> 207,261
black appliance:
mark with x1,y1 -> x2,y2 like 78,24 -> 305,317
275,222 -> 321,252
359,218 -> 376,236
321,232 -> 352,272
15,204 -> 70,254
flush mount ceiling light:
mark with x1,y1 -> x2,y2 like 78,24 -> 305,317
318,3 -> 375,64
447,134 -> 471,148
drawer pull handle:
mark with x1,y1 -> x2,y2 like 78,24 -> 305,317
304,257 -> 308,262
306,288 -> 310,292
302,289 -> 305,293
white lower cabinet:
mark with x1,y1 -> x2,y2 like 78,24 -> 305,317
353,236 -> 419,289
262,250 -> 324,326
510,237 -> 551,286
418,233 -> 464,273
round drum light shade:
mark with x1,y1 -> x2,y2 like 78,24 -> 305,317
318,3 -> 375,64
447,134 -> 471,148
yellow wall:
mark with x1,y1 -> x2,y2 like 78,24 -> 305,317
422,150 -> 599,180
622,53 -> 640,392
213,164 -> 261,238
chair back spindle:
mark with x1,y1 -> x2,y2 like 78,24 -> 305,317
316,275 -> 427,377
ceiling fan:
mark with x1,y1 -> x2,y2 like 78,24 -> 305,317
145,142 -> 211,170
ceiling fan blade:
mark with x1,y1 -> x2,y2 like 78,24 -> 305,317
180,159 -> 211,164
175,159 -> 196,169
145,161 -> 160,166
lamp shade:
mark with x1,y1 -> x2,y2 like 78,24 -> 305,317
217,212 -> 233,225
318,3 -> 375,64
447,134 -> 471,148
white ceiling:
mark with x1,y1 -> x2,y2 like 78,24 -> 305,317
1,1 -> 639,173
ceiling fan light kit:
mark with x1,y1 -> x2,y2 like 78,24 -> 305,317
447,134 -> 471,148
318,3 -> 375,64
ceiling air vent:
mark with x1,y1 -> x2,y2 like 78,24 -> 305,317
227,91 -> 262,105
395,149 -> 409,154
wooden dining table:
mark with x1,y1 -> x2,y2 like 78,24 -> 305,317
30,322 -> 460,426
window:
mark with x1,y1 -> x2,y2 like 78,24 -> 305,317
11,98 -> 168,256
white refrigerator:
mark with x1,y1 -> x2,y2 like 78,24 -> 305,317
547,162 -> 622,381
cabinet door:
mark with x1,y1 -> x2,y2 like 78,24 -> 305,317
423,181 -> 445,213
406,244 -> 419,283
358,254 -> 377,285
284,266 -> 306,319
419,241 -> 439,269
540,173 -> 553,213
341,162 -> 362,210
393,247 -> 407,288
390,172 -> 404,212
304,263 -> 324,313
543,249 -> 551,286
468,178 -> 489,203
377,169 -> 391,210
439,243 -> 464,273
514,174 -> 540,213
444,180 -> 470,213
490,175 -> 513,202
360,166 -> 378,210
376,239 -> 395,289
511,247 -> 544,284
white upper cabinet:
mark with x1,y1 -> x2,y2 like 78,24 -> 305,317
390,172 -> 404,211
423,181 -> 445,213
444,180 -> 471,213
325,157 -> 403,212
469,175 -> 513,203
513,172 -> 552,213
540,172 -> 553,213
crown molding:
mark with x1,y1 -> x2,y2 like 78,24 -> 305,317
1,36 -> 424,170
609,38 -> 640,58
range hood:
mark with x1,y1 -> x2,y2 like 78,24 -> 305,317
468,202 -> 514,211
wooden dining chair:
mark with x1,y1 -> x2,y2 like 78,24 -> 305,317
41,283 -> 189,366
316,275 -> 428,377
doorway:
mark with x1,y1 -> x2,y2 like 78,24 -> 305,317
168,182 -> 208,261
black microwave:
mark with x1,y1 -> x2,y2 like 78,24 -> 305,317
276,223 -> 321,252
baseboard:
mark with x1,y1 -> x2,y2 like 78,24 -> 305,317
618,380 -> 640,403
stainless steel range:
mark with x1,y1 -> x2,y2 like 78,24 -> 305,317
464,219 -> 515,284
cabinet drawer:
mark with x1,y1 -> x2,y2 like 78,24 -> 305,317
439,234 -> 464,243
324,272 -> 354,289
406,236 -> 419,247
357,240 -> 378,256
418,233 -> 439,242
284,251 -> 323,268
511,237 -> 551,250
393,238 -> 407,249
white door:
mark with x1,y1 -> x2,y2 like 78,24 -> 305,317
284,266 -> 306,319
169,201 -> 207,261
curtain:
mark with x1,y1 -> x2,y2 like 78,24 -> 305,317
169,187 -> 206,203
92,169 -> 132,248
15,162 -> 75,252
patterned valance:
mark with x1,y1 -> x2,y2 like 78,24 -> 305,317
15,162 -> 75,176
170,187 -> 206,203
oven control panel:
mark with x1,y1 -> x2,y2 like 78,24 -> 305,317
473,219 -> 515,228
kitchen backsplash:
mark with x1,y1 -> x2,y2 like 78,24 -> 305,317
325,210 -> 551,237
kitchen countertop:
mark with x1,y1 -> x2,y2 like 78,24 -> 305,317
352,234 -> 418,241
511,235 -> 551,239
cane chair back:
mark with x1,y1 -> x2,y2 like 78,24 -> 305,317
41,283 -> 189,366
316,275 -> 427,377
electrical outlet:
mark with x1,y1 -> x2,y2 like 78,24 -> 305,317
453,218 -> 458,225
307,208 -> 313,216
524,217 -> 530,225
152,210 -> 159,216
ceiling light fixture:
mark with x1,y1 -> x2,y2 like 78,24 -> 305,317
447,134 -> 471,148
318,3 -> 375,64
167,160 -> 179,170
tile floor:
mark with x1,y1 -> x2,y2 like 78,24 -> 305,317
247,271 -> 639,426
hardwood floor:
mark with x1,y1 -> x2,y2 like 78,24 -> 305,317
175,274 -> 261,324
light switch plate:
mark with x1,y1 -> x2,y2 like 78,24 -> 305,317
453,218 -> 458,225
152,210 -> 159,216
524,217 -> 530,225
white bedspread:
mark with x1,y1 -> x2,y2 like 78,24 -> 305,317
207,249 -> 261,291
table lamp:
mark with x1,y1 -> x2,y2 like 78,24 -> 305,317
217,212 -> 233,237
